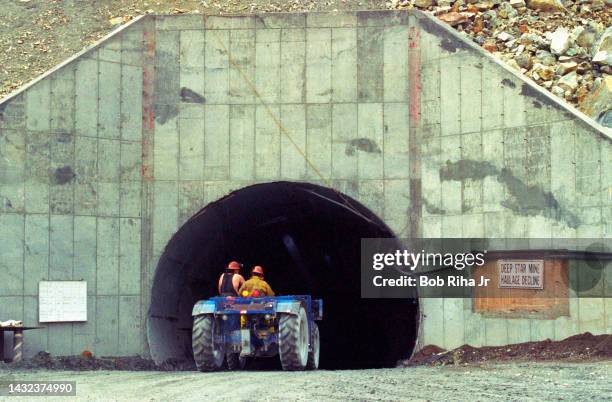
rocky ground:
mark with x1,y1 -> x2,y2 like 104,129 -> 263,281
0,333 -> 610,400
1,362 -> 611,401
0,0 -> 610,125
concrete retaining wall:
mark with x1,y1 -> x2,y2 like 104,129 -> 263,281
0,18 -> 146,357
415,15 -> 612,349
0,10 -> 610,358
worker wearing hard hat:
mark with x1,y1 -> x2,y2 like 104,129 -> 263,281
218,261 -> 246,296
239,266 -> 275,297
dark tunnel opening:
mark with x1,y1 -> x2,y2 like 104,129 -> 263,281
148,181 -> 419,370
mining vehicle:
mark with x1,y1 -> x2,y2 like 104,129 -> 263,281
192,295 -> 322,371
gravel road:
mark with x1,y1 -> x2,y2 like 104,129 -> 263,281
1,361 -> 611,401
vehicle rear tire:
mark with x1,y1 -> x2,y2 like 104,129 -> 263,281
192,314 -> 225,372
306,323 -> 320,370
279,307 -> 309,371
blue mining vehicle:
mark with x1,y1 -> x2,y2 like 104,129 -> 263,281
191,295 -> 322,371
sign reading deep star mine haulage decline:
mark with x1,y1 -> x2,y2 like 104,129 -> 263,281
498,260 -> 544,289
39,281 -> 87,322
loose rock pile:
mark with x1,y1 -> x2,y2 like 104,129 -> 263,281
391,0 -> 612,126
403,332 -> 612,366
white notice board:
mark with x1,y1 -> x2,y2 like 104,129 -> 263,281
498,260 -> 544,289
39,281 -> 87,322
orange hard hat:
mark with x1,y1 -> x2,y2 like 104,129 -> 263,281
227,261 -> 241,270
252,266 -> 264,276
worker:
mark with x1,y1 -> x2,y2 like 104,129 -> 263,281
239,266 -> 275,297
218,261 -> 245,296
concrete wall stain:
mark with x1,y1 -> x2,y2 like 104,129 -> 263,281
461,203 -> 473,213
519,83 -> 564,111
52,165 -> 76,185
154,104 -> 178,124
154,46 -> 179,124
439,160 -> 580,228
439,160 -> 498,182
56,132 -> 72,143
345,138 -> 382,156
180,87 -> 205,104
501,78 -> 516,88
418,17 -> 473,54
440,37 -> 468,54
423,198 -> 446,215
254,15 -> 268,29
497,168 -> 578,228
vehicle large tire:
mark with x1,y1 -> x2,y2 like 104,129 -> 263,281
306,322 -> 320,370
279,307 -> 309,371
192,314 -> 225,372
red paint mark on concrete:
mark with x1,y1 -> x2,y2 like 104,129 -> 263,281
408,26 -> 421,127
141,25 -> 155,181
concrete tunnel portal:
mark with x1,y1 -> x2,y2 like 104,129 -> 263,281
148,181 -> 419,370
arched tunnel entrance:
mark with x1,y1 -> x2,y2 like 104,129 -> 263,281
148,181 -> 419,369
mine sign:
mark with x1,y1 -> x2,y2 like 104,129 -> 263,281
498,260 -> 544,290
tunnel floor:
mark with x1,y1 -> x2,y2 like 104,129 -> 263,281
148,181 -> 419,369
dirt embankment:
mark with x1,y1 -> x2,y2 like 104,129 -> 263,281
406,332 -> 612,366
2,0 -> 610,126
0,0 -> 387,98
